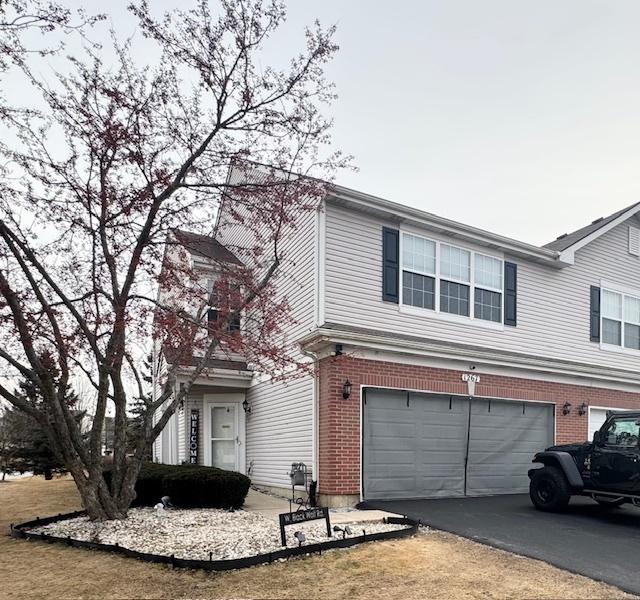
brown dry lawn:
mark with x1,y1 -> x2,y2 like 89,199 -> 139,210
0,476 -> 633,600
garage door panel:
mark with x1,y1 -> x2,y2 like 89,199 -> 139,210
367,450 -> 417,465
367,478 -> 416,494
466,399 -> 553,496
363,390 -> 468,499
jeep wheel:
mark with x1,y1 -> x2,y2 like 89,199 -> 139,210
595,497 -> 625,509
529,466 -> 571,512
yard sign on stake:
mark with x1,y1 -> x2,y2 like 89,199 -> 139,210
278,507 -> 332,547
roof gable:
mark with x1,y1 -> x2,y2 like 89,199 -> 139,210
544,202 -> 640,256
171,229 -> 242,265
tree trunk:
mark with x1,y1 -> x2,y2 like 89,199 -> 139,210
44,467 -> 52,480
69,467 -> 131,520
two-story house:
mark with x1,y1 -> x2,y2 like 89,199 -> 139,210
154,170 -> 640,507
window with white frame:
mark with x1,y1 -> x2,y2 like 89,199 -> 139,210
474,254 -> 502,323
402,234 -> 436,310
400,232 -> 504,324
206,278 -> 241,333
602,288 -> 640,350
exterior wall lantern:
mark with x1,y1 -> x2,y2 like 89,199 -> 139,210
562,402 -> 572,416
578,402 -> 588,416
342,379 -> 352,400
242,398 -> 251,414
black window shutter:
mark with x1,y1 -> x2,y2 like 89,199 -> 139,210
504,261 -> 517,326
382,227 -> 399,303
590,285 -> 601,342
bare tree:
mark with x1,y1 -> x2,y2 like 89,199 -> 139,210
0,0 -> 346,519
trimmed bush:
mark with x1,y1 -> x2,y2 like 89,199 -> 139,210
104,462 -> 251,509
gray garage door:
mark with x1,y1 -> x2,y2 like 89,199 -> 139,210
363,389 -> 554,500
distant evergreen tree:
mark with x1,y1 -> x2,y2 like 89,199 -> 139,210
0,353 -> 84,479
127,354 -> 153,461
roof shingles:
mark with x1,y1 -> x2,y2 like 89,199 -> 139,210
543,201 -> 640,252
171,229 -> 242,265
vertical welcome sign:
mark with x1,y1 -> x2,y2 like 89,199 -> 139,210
189,409 -> 199,464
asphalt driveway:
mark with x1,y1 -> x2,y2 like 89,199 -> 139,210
365,494 -> 640,595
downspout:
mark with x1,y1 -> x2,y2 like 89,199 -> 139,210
302,347 -> 320,489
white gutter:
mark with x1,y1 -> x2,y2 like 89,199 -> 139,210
300,326 -> 640,388
328,185 -> 568,268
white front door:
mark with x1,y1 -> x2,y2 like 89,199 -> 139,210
210,403 -> 238,470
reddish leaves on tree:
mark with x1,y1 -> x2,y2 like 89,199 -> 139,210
0,0 -> 349,519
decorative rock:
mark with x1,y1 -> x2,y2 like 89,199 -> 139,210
28,508 -> 409,560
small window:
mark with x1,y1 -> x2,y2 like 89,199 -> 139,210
402,271 -> 435,309
206,278 -> 241,334
624,323 -> 640,350
603,318 -> 621,345
474,254 -> 502,290
402,233 -> 436,275
208,308 -> 240,333
440,244 -> 470,283
474,288 -> 502,323
602,290 -> 622,346
440,280 -> 469,317
600,288 -> 640,350
602,290 -> 622,320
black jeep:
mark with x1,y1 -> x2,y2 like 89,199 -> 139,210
529,411 -> 640,511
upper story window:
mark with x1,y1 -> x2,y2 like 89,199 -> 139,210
206,278 -> 241,333
602,288 -> 640,350
400,232 -> 503,324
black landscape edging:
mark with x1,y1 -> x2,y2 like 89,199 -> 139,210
9,511 -> 419,571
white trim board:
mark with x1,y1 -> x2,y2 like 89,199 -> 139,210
300,327 -> 640,389
347,347 -> 640,394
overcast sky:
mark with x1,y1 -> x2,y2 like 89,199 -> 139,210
58,1 -> 640,245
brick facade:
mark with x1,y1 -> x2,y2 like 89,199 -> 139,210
318,355 -> 640,497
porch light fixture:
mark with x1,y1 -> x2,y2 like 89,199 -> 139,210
562,402 -> 572,416
578,402 -> 588,416
242,398 -> 251,414
342,379 -> 352,400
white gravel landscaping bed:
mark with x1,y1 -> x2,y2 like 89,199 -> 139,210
28,508 -> 410,560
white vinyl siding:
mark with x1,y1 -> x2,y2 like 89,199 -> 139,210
243,376 -> 314,488
216,190 -> 317,489
324,201 -> 640,373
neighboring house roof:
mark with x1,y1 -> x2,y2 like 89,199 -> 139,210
171,229 -> 242,265
543,201 -> 640,252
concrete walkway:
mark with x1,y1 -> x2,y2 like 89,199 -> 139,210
244,488 -> 401,524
